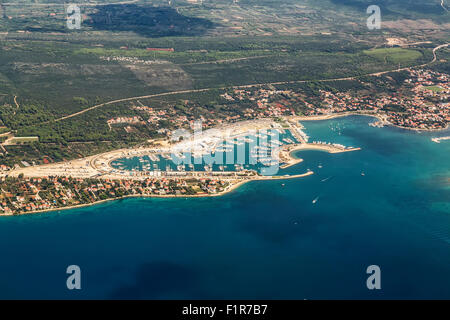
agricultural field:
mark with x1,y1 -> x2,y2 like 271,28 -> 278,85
362,48 -> 424,65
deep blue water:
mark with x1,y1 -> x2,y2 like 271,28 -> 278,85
0,115 -> 449,299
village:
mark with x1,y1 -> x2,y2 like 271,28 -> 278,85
0,175 -> 231,215
103,68 -> 448,150
219,69 -> 449,130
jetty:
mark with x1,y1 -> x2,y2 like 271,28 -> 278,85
431,136 -> 450,143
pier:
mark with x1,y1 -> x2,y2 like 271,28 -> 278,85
285,118 -> 309,144
431,136 -> 450,143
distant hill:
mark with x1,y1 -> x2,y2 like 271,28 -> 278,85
85,4 -> 215,37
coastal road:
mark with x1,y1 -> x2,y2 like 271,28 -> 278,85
36,43 -> 449,125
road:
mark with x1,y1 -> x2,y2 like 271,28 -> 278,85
430,43 -> 449,64
36,43 -> 449,125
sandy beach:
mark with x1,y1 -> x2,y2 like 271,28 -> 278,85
285,143 -> 361,154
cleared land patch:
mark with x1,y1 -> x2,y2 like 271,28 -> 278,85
363,48 -> 423,64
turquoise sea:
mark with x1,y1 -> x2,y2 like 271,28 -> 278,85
0,115 -> 449,299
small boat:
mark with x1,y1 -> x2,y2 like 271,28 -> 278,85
312,196 -> 319,204
361,172 -> 365,176
318,164 -> 323,168
281,183 -> 285,187
321,176 -> 333,182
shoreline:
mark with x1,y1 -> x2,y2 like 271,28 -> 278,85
5,113 -> 447,180
1,183 -> 248,217
293,112 -> 450,132
0,114 -> 363,217
287,143 -> 361,154
3,112 -> 441,217
389,122 -> 450,133
0,171 -> 313,217
291,112 -> 384,122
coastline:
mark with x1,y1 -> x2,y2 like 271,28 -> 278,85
3,112 -> 444,217
286,144 -> 361,154
1,180 -> 249,217
1,171 -> 314,217
390,121 -> 450,133
0,114 -> 366,217
5,113 -> 447,180
293,112 -> 450,132
291,112 -> 383,122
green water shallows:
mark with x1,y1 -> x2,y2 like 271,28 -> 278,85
0,115 -> 449,299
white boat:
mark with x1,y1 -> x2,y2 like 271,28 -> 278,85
312,196 -> 319,204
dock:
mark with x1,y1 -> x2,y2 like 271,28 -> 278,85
432,136 -> 450,143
